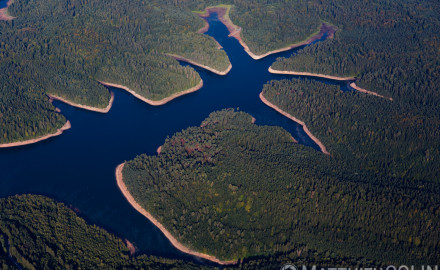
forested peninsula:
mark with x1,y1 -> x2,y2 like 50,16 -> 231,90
121,109 -> 440,264
48,92 -> 115,113
195,5 -> 335,60
120,0 -> 439,264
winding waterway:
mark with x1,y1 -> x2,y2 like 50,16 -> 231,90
0,12 -> 352,264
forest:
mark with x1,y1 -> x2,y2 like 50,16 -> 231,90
122,109 -> 440,263
262,79 -> 440,184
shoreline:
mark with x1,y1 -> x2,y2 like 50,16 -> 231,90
197,7 -> 336,60
99,80 -> 203,106
0,120 -> 71,148
48,92 -> 114,113
0,0 -> 14,21
259,92 -> 330,155
115,163 -> 237,265
269,67 -> 355,81
166,54 -> 231,75
349,82 -> 393,101
269,68 -> 393,100
197,21 -> 209,34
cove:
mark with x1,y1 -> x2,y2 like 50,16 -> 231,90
0,12 -> 350,264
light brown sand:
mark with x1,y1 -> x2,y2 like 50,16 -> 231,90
259,93 -> 330,155
99,80 -> 203,106
269,67 -> 355,81
166,54 -> 231,75
198,7 -> 336,60
48,92 -> 114,113
350,82 -> 393,101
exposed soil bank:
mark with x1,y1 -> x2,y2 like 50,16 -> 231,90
269,68 -> 393,100
0,121 -> 71,148
259,92 -> 330,155
115,163 -> 237,265
99,80 -> 204,106
197,7 -> 336,60
166,53 -> 231,75
269,67 -> 355,81
350,82 -> 393,101
48,92 -> 114,113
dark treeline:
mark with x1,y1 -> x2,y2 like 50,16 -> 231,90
123,109 -> 440,263
187,0 -> 322,55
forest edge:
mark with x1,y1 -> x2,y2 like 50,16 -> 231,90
196,6 -> 337,60
115,163 -> 238,265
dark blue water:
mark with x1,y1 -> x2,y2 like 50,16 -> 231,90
0,0 -> 7,9
0,13 -> 352,264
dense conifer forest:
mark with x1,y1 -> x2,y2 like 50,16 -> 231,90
123,109 -> 440,263
188,1 -> 322,55
262,79 -> 440,183
0,194 -> 391,269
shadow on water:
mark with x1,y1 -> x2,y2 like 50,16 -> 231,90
0,12 -> 352,265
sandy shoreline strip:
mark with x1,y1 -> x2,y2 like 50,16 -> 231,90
115,163 -> 237,265
48,92 -> 114,113
269,68 -> 393,100
197,19 -> 209,34
0,120 -> 71,148
349,82 -> 393,101
269,67 -> 355,81
99,80 -> 203,106
197,7 -> 336,60
259,93 -> 330,155
231,23 -> 335,60
166,54 -> 231,75
0,0 -> 15,21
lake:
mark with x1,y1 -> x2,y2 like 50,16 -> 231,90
0,12 -> 351,264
